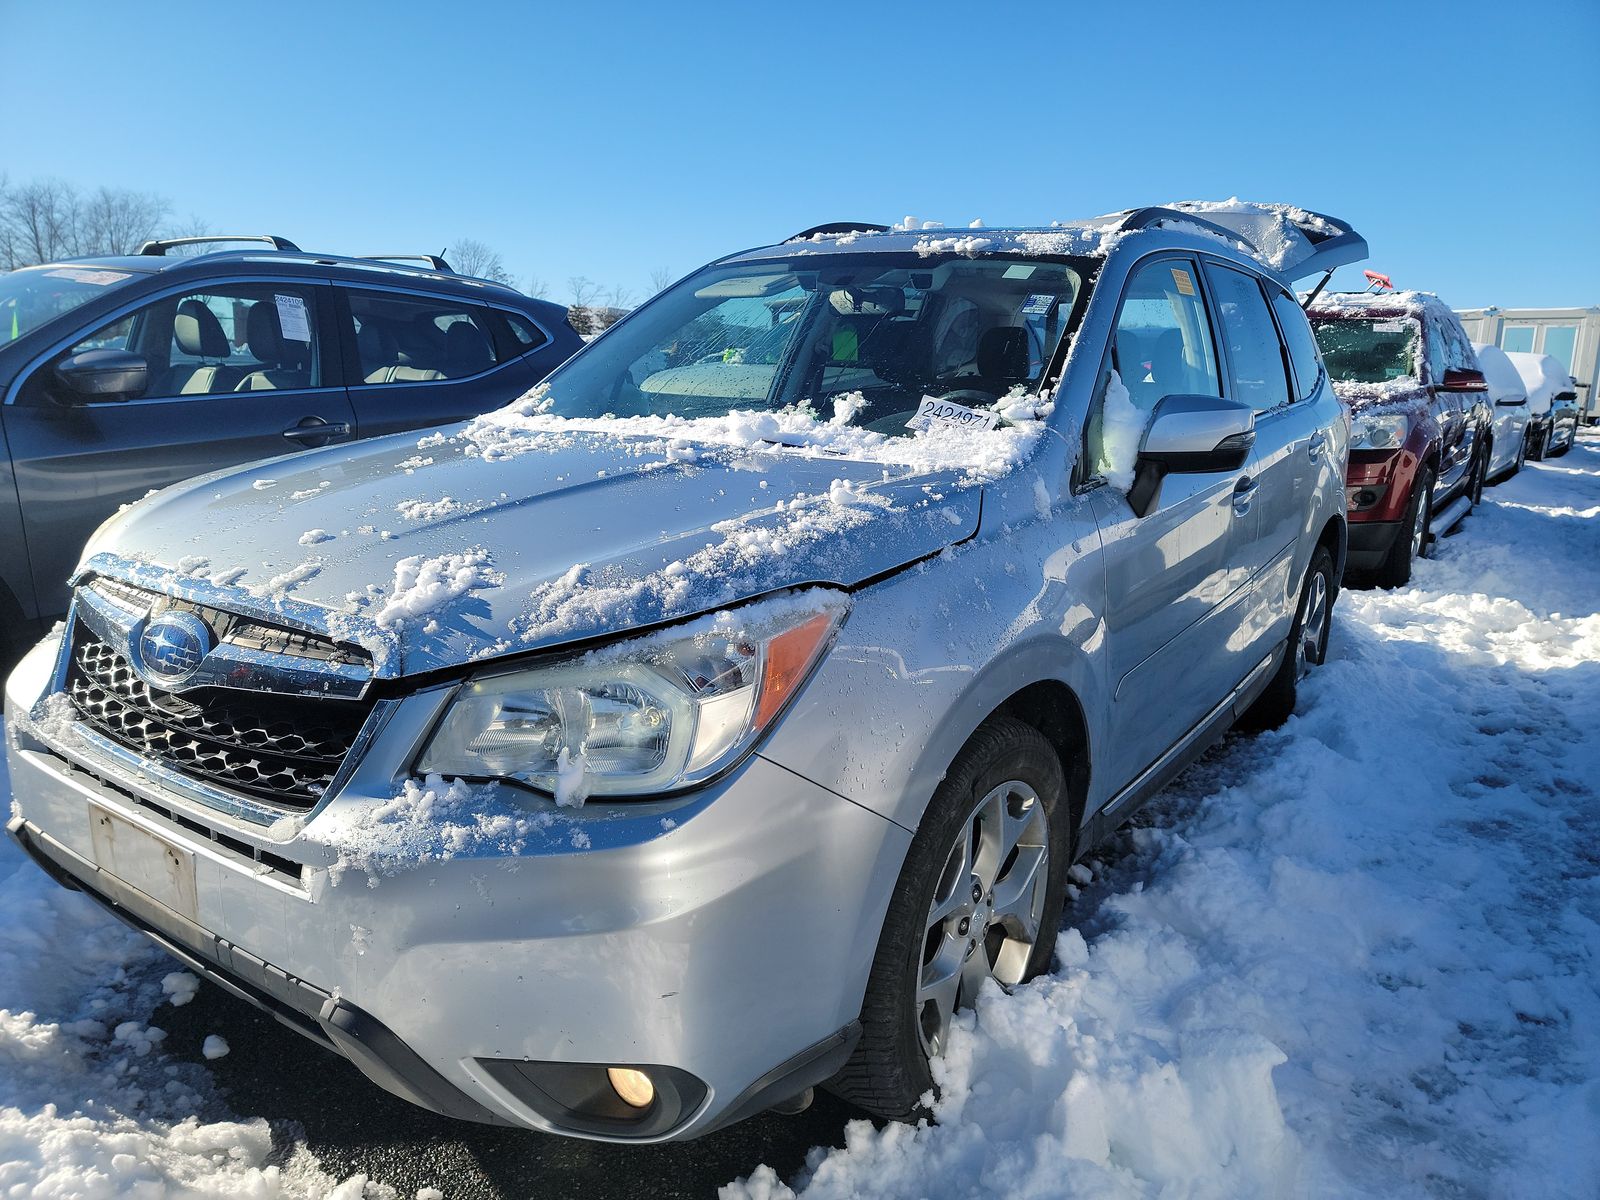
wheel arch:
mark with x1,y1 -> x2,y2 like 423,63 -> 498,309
1316,515 -> 1348,589
894,637 -> 1099,845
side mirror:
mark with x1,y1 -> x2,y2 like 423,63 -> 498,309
1440,367 -> 1488,393
1494,396 -> 1527,408
54,349 -> 149,401
1128,394 -> 1256,516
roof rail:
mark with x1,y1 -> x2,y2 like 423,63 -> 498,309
786,221 -> 891,242
361,254 -> 455,273
138,234 -> 301,256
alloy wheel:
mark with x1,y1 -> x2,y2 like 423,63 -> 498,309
1411,479 -> 1433,561
917,781 -> 1050,1058
1295,569 -> 1330,681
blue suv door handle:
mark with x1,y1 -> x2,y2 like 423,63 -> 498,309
1307,432 -> 1326,462
1232,475 -> 1258,516
283,418 -> 351,445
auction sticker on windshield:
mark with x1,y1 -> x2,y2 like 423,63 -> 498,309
907,396 -> 1001,433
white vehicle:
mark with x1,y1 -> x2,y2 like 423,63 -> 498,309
1507,350 -> 1580,459
1471,342 -> 1530,480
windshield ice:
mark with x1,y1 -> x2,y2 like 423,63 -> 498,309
1,264 -> 137,343
1311,316 -> 1418,384
535,252 -> 1087,435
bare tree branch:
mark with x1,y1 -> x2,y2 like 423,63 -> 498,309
448,237 -> 516,285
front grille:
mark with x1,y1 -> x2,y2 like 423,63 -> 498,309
66,625 -> 375,809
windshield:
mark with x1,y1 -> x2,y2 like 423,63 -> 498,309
536,253 -> 1087,434
1,264 -> 139,344
1311,316 -> 1418,384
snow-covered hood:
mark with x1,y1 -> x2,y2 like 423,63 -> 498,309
77,422 -> 987,676
1328,377 -> 1429,413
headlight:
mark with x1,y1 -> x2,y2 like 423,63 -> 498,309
416,592 -> 847,803
1350,412 -> 1409,451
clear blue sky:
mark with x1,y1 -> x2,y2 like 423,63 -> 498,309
5,0 -> 1596,309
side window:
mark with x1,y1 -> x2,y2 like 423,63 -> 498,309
1207,265 -> 1291,413
1086,257 -> 1221,486
349,291 -> 500,384
1269,289 -> 1324,401
24,282 -> 322,405
503,311 -> 549,352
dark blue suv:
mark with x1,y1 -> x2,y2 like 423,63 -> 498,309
0,236 -> 581,648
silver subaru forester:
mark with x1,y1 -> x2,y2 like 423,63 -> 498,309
6,201 -> 1359,1141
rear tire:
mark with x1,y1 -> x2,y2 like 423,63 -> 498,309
1239,544 -> 1335,731
829,717 -> 1069,1120
1372,464 -> 1434,589
1506,431 -> 1527,479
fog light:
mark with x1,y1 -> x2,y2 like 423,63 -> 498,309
607,1067 -> 655,1109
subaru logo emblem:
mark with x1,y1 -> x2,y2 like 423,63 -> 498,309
137,611 -> 213,685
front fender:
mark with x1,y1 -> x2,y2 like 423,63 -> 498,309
758,493 -> 1108,835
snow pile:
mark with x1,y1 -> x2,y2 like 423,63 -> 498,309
913,234 -> 993,257
511,482 -> 889,644
1505,350 -> 1574,416
370,548 -> 503,630
160,972 -> 199,1007
305,774 -> 561,887
726,436 -> 1600,1198
0,753 -> 371,1197
201,1035 -> 229,1061
1471,341 -> 1528,406
447,384 -> 1050,484
1095,369 -> 1145,491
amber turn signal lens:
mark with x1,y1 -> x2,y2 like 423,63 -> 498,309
754,612 -> 836,730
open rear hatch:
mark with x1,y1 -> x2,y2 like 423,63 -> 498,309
1119,199 -> 1368,284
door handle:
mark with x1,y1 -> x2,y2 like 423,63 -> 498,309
1307,432 -> 1326,462
1232,475 -> 1258,516
282,418 -> 351,445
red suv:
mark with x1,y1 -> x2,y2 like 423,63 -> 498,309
1309,292 -> 1491,587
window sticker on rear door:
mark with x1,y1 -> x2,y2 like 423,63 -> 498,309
274,294 -> 312,342
1170,268 -> 1195,296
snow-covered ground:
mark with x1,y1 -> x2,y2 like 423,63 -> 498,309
1,436 -> 1597,1198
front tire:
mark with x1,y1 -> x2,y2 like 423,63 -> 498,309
1240,544 -> 1336,731
1373,464 -> 1434,589
830,717 -> 1069,1120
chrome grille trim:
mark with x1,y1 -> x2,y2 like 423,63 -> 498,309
67,631 -> 372,808
77,578 -> 371,701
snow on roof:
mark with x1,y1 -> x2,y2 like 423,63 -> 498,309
1471,342 -> 1528,405
767,199 -> 1354,277
1503,350 -> 1575,411
1307,289 -> 1457,322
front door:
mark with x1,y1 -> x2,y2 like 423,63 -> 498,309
1205,262 -> 1318,640
6,278 -> 356,614
1083,256 -> 1262,788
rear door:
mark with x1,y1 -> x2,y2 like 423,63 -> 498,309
1084,256 -> 1262,787
337,286 -> 544,439
1426,309 -> 1490,496
6,278 -> 355,615
1203,261 -> 1320,638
